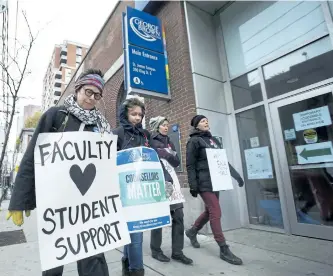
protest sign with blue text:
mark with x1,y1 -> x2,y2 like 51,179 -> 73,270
117,147 -> 171,233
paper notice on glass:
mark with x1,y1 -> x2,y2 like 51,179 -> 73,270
206,149 -> 233,191
244,147 -> 273,180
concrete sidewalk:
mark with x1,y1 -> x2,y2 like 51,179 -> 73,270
0,200 -> 333,275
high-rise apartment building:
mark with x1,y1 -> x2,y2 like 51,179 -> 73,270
42,40 -> 88,111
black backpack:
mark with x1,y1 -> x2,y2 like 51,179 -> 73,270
114,126 -> 151,150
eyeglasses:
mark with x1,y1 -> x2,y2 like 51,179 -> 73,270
84,89 -> 102,100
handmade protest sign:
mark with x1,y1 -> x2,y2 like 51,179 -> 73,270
117,147 -> 171,233
206,149 -> 233,191
34,132 -> 130,271
160,159 -> 185,205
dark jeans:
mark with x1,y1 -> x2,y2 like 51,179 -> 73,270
123,232 -> 144,271
150,208 -> 184,256
194,192 -> 225,243
42,253 -> 109,276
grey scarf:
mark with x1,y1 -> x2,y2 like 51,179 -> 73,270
64,94 -> 111,133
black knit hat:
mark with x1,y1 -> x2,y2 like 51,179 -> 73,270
191,115 -> 207,128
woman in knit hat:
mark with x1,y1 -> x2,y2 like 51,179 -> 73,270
7,68 -> 111,276
149,116 -> 193,265
185,115 -> 244,265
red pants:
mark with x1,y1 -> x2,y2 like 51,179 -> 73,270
194,192 -> 225,243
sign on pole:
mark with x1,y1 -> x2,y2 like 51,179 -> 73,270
122,6 -> 170,100
34,132 -> 130,271
206,149 -> 233,191
161,159 -> 185,205
117,147 -> 171,232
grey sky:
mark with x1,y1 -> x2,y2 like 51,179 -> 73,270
5,0 -> 118,150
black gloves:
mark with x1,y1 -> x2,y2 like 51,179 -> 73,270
190,188 -> 198,198
237,178 -> 244,187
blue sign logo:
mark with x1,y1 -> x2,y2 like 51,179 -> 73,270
127,6 -> 164,54
123,6 -> 170,100
128,45 -> 168,94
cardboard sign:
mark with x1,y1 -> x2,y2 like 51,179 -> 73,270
160,159 -> 185,205
206,149 -> 233,191
34,132 -> 130,271
117,147 -> 171,233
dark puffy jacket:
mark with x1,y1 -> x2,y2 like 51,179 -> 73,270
150,132 -> 183,210
186,129 -> 242,192
112,101 -> 150,150
9,106 -> 98,211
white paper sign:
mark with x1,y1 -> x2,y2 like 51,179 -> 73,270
250,137 -> 260,148
160,159 -> 185,205
284,129 -> 296,141
206,149 -> 233,191
296,141 -> 333,164
34,132 -> 131,271
244,147 -> 273,179
293,106 -> 332,131
117,147 -> 171,233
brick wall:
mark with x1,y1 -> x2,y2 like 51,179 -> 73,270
59,1 -> 196,187
144,1 -> 196,187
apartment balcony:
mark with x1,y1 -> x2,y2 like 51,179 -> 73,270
54,86 -> 61,96
60,47 -> 67,57
54,80 -> 61,88
60,56 -> 67,66
55,70 -> 62,79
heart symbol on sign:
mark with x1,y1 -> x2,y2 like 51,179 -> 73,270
69,163 -> 96,196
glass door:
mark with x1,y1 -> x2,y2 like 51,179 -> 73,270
270,85 -> 333,240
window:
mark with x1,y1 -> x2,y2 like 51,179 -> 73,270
236,106 -> 283,228
64,68 -> 72,84
76,55 -> 82,63
221,1 -> 328,78
263,36 -> 333,99
231,69 -> 262,110
76,47 -> 82,56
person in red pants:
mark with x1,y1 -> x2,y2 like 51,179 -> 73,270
185,115 -> 244,265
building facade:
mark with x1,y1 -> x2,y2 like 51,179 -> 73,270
16,104 -> 40,136
42,40 -> 88,111
58,1 -> 333,241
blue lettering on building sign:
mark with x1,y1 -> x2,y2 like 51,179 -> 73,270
126,6 -> 164,54
128,45 -> 168,94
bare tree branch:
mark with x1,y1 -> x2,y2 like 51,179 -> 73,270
0,10 -> 38,176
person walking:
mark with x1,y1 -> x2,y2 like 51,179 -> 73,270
185,115 -> 244,265
7,69 -> 111,276
149,116 -> 193,265
113,97 -> 150,276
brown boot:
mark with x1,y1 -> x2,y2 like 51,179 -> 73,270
185,227 -> 200,248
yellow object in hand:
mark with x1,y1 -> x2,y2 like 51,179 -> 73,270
6,210 -> 31,226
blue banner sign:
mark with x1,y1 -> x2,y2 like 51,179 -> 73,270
122,6 -> 170,100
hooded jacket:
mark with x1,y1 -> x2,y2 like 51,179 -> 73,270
186,129 -> 242,192
112,101 -> 150,150
150,132 -> 183,210
9,106 -> 98,211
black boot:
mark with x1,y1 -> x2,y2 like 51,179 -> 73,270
171,254 -> 193,265
129,269 -> 145,276
219,243 -> 243,265
122,258 -> 129,276
152,252 -> 170,262
185,227 -> 200,248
